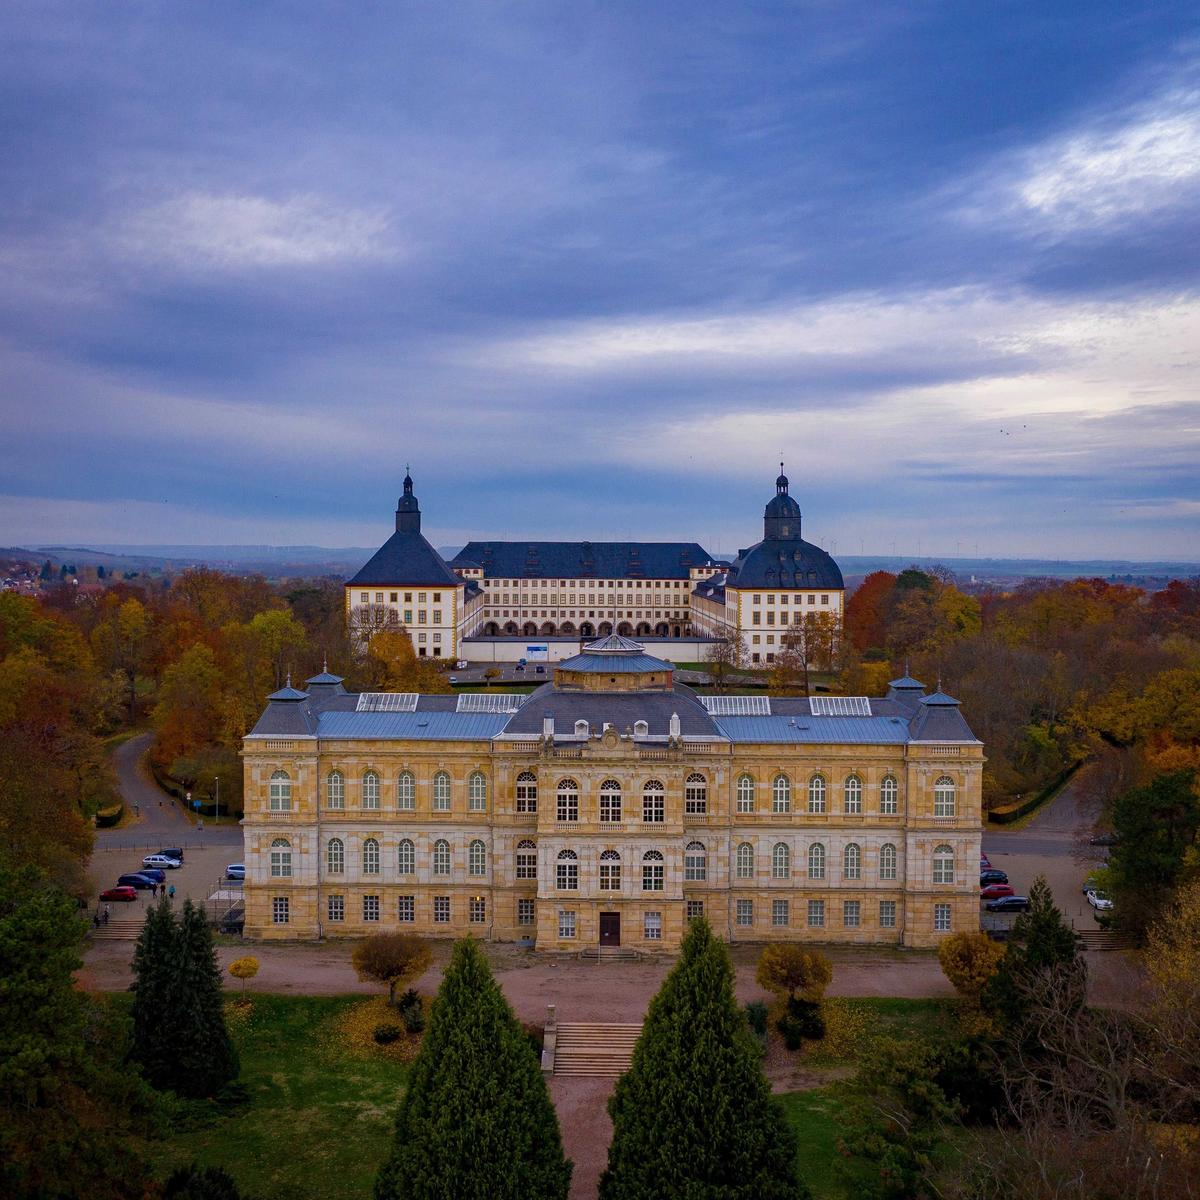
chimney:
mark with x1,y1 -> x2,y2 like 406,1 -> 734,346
543,713 -> 554,739
669,712 -> 681,738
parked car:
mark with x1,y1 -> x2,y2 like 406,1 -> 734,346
986,895 -> 1031,913
448,676 -> 458,684
980,869 -> 1010,885
455,660 -> 468,669
1086,889 -> 1113,911
117,873 -> 157,890
980,854 -> 991,869
225,863 -> 246,880
980,883 -> 1015,901
1090,832 -> 1119,846
137,867 -> 166,883
157,848 -> 184,863
143,853 -> 181,869
100,885 -> 138,902
515,663 -> 525,672
535,665 -> 545,673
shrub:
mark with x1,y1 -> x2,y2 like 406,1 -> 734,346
401,1006 -> 425,1034
777,997 -> 825,1049
937,932 -> 1004,1006
397,988 -> 421,1013
373,1023 -> 403,1045
745,1000 -> 769,1038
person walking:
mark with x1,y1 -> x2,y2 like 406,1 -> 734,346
103,905 -> 110,924
168,884 -> 176,900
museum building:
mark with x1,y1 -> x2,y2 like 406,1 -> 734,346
241,639 -> 983,951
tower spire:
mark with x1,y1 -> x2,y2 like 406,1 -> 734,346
396,468 -> 421,532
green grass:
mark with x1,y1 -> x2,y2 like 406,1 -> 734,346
779,1088 -> 873,1199
138,995 -> 408,1200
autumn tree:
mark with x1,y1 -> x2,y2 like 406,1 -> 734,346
353,933 -> 432,1007
704,629 -> 745,692
364,630 -> 451,693
767,644 -> 807,696
601,918 -> 807,1199
756,944 -> 833,1003
228,956 -> 260,997
844,571 -> 896,653
937,931 -> 1005,1007
89,595 -> 152,723
375,937 -> 571,1200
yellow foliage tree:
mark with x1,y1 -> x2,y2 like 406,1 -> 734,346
228,955 -> 260,996
365,630 -> 451,694
756,944 -> 833,1002
937,931 -> 1005,1005
352,933 -> 433,1007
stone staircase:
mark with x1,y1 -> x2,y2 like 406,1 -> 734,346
1074,928 -> 1137,951
89,917 -> 145,941
578,946 -> 642,963
553,1022 -> 643,1077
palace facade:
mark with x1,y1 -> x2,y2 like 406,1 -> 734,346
242,639 -> 982,951
344,467 -> 845,663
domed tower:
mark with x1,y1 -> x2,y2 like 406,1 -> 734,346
763,463 -> 802,541
395,471 -> 421,533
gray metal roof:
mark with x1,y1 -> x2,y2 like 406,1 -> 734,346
501,684 -> 722,739
347,530 -> 462,587
556,653 -> 675,674
712,714 -> 912,744
451,540 -> 716,580
315,711 -> 512,740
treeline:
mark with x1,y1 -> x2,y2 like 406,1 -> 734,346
842,569 -> 1200,810
1,570 -> 447,892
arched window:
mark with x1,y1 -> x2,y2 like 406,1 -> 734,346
736,842 -> 754,879
326,837 -> 344,874
772,774 -> 791,813
933,844 -> 955,884
516,839 -> 537,879
642,850 -> 664,891
600,848 -> 621,890
468,839 -> 486,876
269,770 -> 291,811
684,841 -> 706,881
468,772 -> 488,812
556,778 -> 579,822
844,775 -> 863,815
808,843 -> 826,880
397,771 -> 415,811
600,779 -> 622,824
433,771 -> 451,812
270,838 -> 292,877
880,775 -> 899,815
843,843 -> 861,880
397,838 -> 415,875
807,774 -> 827,814
685,773 -> 707,815
326,770 -> 344,810
362,837 -> 380,875
880,843 -> 897,880
362,770 -> 380,810
736,774 -> 755,813
556,849 -> 578,890
772,842 -> 791,879
934,776 -> 956,817
515,771 -> 538,814
432,838 -> 451,875
633,719 -> 649,737
643,779 -> 665,823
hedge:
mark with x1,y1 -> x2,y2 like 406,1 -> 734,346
987,761 -> 1082,825
149,761 -> 243,819
94,802 -> 125,828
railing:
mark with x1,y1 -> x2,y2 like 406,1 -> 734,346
507,741 -> 540,752
264,740 -> 296,751
553,748 -> 583,759
925,747 -> 961,756
638,750 -> 670,760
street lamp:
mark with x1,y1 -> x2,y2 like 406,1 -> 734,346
214,776 -> 220,825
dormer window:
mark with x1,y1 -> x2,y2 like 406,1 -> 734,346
574,719 -> 589,737
633,720 -> 649,737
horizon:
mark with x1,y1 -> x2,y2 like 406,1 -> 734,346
2,4 -> 1198,557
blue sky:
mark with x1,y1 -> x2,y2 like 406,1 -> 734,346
1,2 -> 1198,560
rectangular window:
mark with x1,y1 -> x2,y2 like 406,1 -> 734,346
752,612 -> 761,625
516,847 -> 537,880
736,899 -> 754,927
517,898 -> 535,926
642,860 -> 664,891
843,900 -> 860,928
772,899 -> 789,927
686,900 -> 704,921
418,610 -> 427,623
363,895 -> 380,922
879,900 -> 897,928
643,793 -> 665,823
557,860 -> 578,890
807,900 -> 825,928
599,860 -> 621,890
470,896 -> 486,924
434,896 -> 451,924
821,594 -> 829,605
684,778 -> 707,815
557,793 -> 578,822
398,895 -> 415,923
558,909 -> 576,939
433,611 -> 441,625
934,903 -> 952,932
644,911 -> 662,940
516,779 -> 537,813
272,896 -> 289,924
404,610 -> 413,623
599,792 -> 622,823
327,895 -> 344,923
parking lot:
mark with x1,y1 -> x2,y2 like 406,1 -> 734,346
90,842 -> 243,913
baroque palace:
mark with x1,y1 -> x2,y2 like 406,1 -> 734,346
242,643 -> 983,951
343,467 -> 845,664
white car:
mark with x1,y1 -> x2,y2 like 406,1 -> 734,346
225,863 -> 246,881
143,853 -> 182,869
1086,889 -> 1113,911
455,660 -> 468,669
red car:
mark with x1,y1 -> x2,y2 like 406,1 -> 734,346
980,883 -> 1014,901
99,885 -> 138,902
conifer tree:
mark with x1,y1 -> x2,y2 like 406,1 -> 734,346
600,918 -> 809,1200
131,898 -> 238,1097
375,937 -> 571,1200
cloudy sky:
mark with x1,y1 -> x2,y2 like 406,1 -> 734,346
2,2 -> 1198,560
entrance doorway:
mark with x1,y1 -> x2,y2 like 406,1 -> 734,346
599,912 -> 621,947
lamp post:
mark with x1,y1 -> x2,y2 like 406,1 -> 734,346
214,776 -> 220,825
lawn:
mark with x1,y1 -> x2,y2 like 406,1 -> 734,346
137,994 -> 409,1200
779,1089 -> 874,1199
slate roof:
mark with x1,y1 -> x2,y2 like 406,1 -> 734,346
450,541 -> 716,580
723,537 -> 844,590
347,530 -> 462,587
499,684 -> 723,739
712,714 -> 913,744
315,711 -> 512,741
908,691 -> 979,742
556,653 -> 675,674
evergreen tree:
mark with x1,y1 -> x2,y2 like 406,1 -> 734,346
131,898 -> 238,1097
984,875 -> 1084,1026
163,1162 -> 244,1200
375,937 -> 571,1200
0,863 -> 151,1199
600,918 -> 808,1200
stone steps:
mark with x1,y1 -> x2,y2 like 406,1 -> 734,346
578,946 -> 642,962
89,918 -> 145,941
554,1022 -> 643,1077
1075,928 -> 1137,951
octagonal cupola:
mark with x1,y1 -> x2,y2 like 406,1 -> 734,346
554,633 -> 674,692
